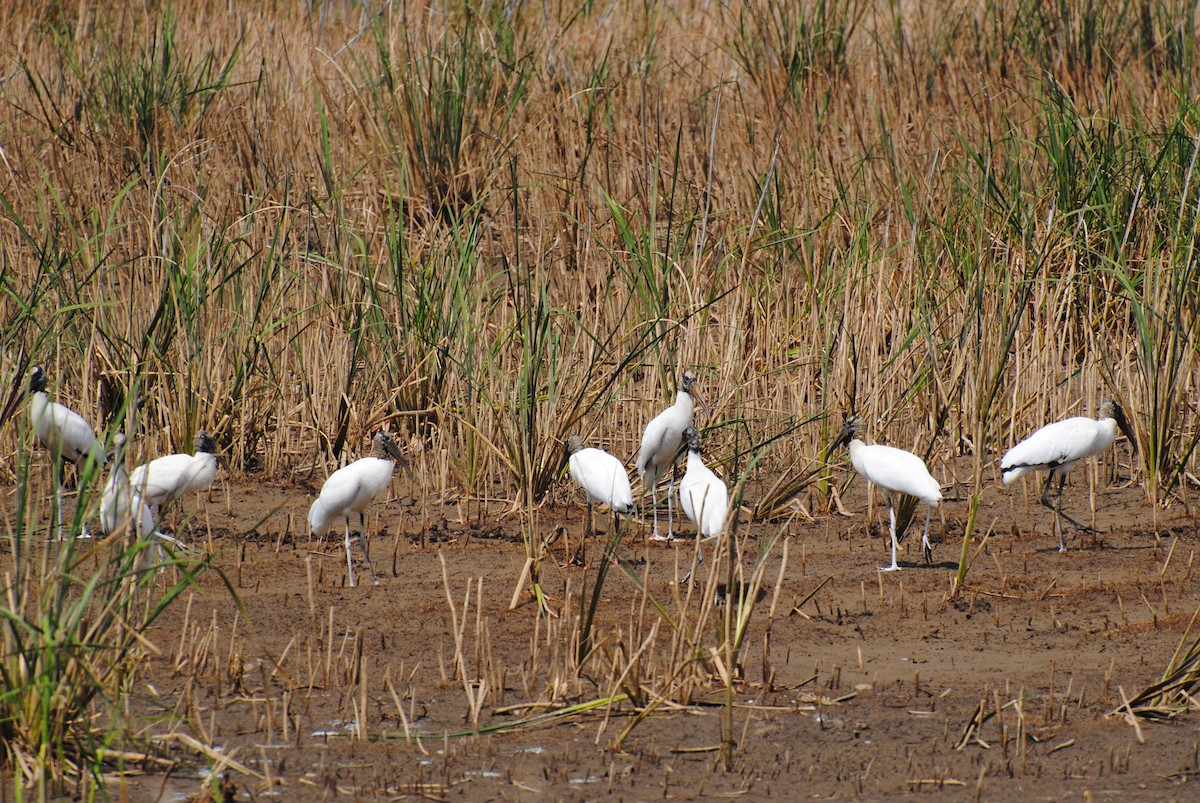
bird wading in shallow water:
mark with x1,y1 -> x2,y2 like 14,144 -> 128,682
1001,399 -> 1137,551
677,425 -> 728,584
308,431 -> 410,588
130,431 -> 222,532
827,415 -> 942,572
27,365 -> 106,540
637,371 -> 709,541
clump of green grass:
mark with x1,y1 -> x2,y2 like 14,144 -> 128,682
1,424 -> 209,793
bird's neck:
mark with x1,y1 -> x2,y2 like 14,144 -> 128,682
674,391 -> 693,415
370,445 -> 395,463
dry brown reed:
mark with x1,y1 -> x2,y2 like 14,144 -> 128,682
0,0 -> 1192,513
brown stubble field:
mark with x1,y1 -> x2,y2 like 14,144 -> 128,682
2,0 -> 1200,799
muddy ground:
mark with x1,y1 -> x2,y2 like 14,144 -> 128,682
12,458 -> 1200,801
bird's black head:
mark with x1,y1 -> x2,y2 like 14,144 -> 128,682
826,415 -> 864,459
372,431 -> 412,478
194,431 -> 216,454
565,434 -> 584,456
29,366 -> 48,393
680,371 -> 710,413
682,425 -> 703,454
1100,399 -> 1138,457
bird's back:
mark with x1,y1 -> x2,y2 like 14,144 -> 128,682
130,453 -> 197,503
680,454 -> 728,536
1000,416 -> 1112,483
177,453 -> 217,495
570,448 -> 634,513
31,393 -> 101,464
318,457 -> 395,515
851,442 -> 942,504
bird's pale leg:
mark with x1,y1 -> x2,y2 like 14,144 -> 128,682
649,472 -> 660,538
355,512 -> 380,586
52,459 -> 67,542
344,519 -> 357,588
666,469 -> 676,540
881,500 -> 901,572
921,506 -> 933,564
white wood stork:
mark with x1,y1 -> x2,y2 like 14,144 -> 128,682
102,434 -> 183,563
28,365 -> 106,539
828,416 -> 942,572
308,431 -> 409,588
1001,399 -> 1136,551
637,370 -> 708,541
678,425 -> 728,584
101,433 -> 154,540
566,434 -> 634,537
129,431 -> 221,526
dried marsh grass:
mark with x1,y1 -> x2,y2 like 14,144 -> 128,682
3,0 -> 1200,789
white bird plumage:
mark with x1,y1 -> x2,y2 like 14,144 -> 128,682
637,370 -> 708,541
677,426 -> 729,584
101,434 -> 154,539
566,434 -> 634,536
678,426 -> 728,540
102,434 -> 183,564
28,365 -> 105,540
130,431 -> 220,522
1000,399 -> 1136,551
829,416 -> 942,572
309,431 -> 409,588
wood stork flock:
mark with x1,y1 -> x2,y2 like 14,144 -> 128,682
565,369 -> 1138,574
24,365 -> 221,547
20,362 -> 1141,581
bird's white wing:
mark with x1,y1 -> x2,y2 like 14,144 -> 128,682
35,401 -> 101,464
637,407 -> 685,479
129,453 -> 196,502
855,444 -> 942,504
312,457 -> 393,520
680,462 -> 728,537
1001,416 -> 1104,477
176,454 -> 217,494
571,449 -> 634,513
700,474 -> 729,537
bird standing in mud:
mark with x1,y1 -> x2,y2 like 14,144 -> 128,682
1001,399 -> 1136,551
637,371 -> 708,541
130,431 -> 222,527
677,425 -> 728,584
827,415 -> 942,572
309,430 -> 409,588
27,365 -> 106,540
566,434 -> 634,537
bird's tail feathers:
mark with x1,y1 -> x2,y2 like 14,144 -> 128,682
1000,464 -> 1027,485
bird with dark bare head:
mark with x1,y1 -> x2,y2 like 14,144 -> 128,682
130,430 -> 222,528
637,371 -> 708,541
1001,399 -> 1136,551
309,431 -> 409,588
27,365 -> 106,539
828,415 -> 942,572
